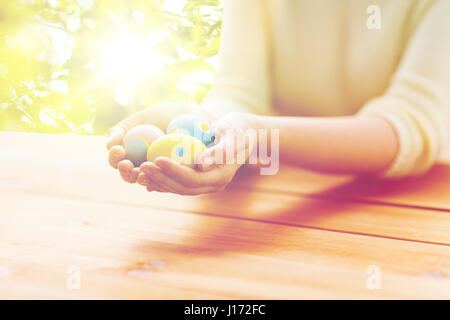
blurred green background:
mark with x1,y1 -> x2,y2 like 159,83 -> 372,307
0,0 -> 222,134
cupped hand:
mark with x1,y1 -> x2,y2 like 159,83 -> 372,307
137,112 -> 260,195
106,103 -> 210,183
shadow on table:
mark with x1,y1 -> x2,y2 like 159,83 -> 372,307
138,164 -> 450,259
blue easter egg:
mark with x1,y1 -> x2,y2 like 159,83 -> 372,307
167,115 -> 215,146
124,137 -> 148,167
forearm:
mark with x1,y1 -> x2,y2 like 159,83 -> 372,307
254,115 -> 399,175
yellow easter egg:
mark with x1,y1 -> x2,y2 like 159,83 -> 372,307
147,134 -> 206,166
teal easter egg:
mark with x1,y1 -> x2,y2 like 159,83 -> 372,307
123,124 -> 164,167
124,137 -> 148,167
167,115 -> 215,146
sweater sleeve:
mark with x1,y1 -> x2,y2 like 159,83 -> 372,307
357,0 -> 450,178
201,0 -> 272,119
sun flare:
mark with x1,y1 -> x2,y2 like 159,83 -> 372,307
100,30 -> 164,84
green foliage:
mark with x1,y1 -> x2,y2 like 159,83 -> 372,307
0,0 -> 222,134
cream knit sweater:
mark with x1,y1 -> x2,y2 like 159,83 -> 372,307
203,0 -> 450,177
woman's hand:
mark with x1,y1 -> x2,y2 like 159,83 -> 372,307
137,112 -> 260,195
106,103 -> 213,184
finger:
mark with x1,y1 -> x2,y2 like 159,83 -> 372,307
197,143 -> 225,172
129,167 -> 140,183
140,162 -> 180,193
106,111 -> 147,150
108,145 -> 126,169
152,157 -> 236,188
139,162 -> 174,193
137,171 -> 164,192
197,143 -> 221,172
137,172 -> 150,186
143,179 -> 170,193
142,162 -> 220,195
146,158 -> 202,188
147,180 -> 167,193
210,119 -> 231,138
138,169 -> 167,192
198,132 -> 246,172
106,126 -> 125,150
118,160 -> 136,183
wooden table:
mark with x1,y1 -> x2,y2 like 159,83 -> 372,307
1,132 -> 450,299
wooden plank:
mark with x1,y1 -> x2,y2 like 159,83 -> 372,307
1,132 -> 450,245
1,191 -> 450,299
1,132 -> 450,211
2,132 -> 450,299
3,184 -> 450,246
235,165 -> 450,212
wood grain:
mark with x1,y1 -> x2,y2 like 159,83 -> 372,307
1,132 -> 450,299
1,133 -> 450,245
1,191 -> 450,299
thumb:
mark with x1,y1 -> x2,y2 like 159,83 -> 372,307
197,132 -> 236,171
106,113 -> 143,150
197,147 -> 219,172
106,126 -> 125,150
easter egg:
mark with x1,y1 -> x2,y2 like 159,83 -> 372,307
124,137 -> 148,167
167,115 -> 215,146
123,124 -> 164,146
147,134 -> 206,166
123,124 -> 164,166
